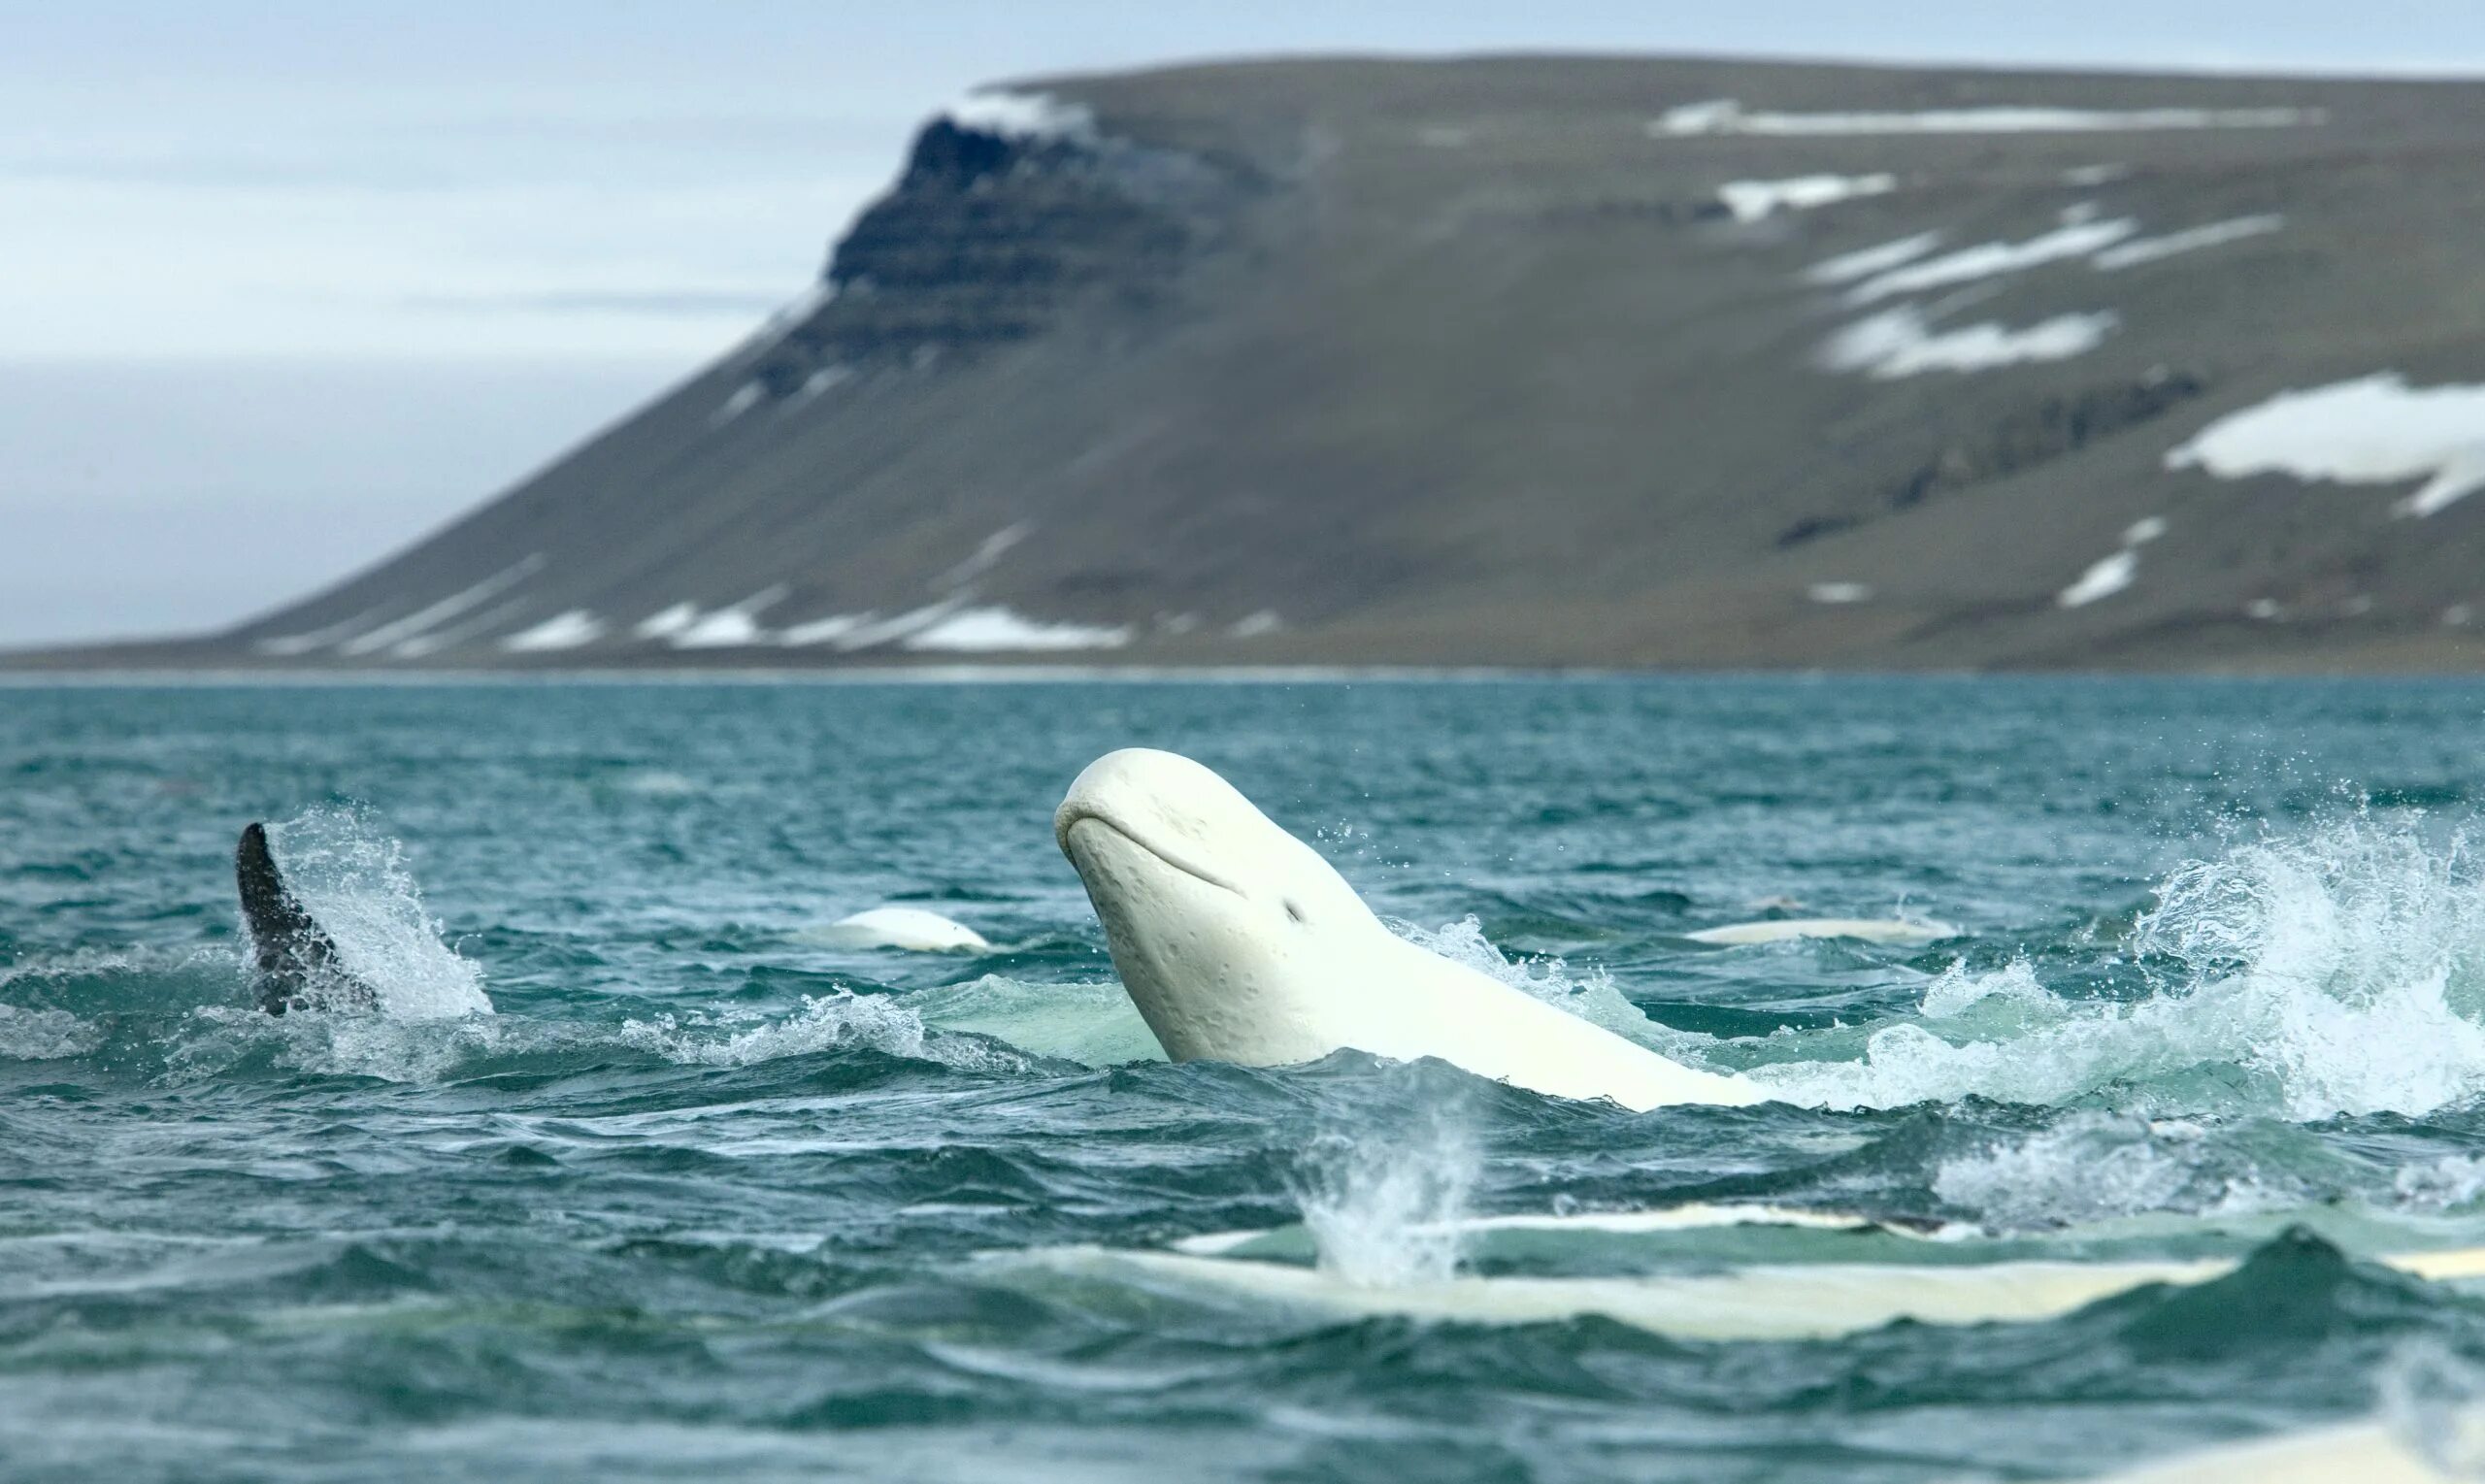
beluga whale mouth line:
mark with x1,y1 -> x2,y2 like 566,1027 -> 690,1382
1053,748 -> 1768,1110
1055,804 -> 1245,898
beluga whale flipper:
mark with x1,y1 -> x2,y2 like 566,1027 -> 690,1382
1054,749 -> 1765,1110
235,823 -> 379,1014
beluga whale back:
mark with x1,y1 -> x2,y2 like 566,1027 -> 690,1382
1054,749 -> 1764,1109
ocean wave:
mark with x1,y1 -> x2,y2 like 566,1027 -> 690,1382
1748,815 -> 2485,1120
619,992 -> 1028,1073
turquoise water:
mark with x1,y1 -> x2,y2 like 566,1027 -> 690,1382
9,677 -> 2485,1481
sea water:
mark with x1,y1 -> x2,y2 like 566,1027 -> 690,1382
8,676 -> 2485,1481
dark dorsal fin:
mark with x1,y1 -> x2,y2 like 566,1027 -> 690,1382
237,823 -> 372,1014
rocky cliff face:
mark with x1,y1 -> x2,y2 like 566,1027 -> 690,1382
27,55 -> 2485,671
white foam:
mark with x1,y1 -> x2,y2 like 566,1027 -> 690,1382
944,89 -> 1096,143
499,610 -> 606,652
1230,610 -> 1283,639
619,993 -> 929,1068
332,556 -> 546,658
2059,548 -> 2139,608
2063,163 -> 2130,186
260,808 -> 491,1020
1715,173 -> 1895,223
0,1005 -> 104,1060
1847,217 -> 2137,302
1291,1115 -> 1477,1287
2165,374 -> 2485,517
670,588 -> 788,649
1804,232 -> 1945,286
1807,582 -> 1872,604
899,607 -> 1131,652
2125,515 -> 2169,545
1822,305 -> 2116,379
1751,816 -> 2485,1120
1653,99 -> 2320,138
1933,1113 -> 2288,1232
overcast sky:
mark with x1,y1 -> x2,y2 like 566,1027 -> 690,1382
5,2 -> 2481,646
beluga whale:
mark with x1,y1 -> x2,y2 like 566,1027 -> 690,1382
235,823 -> 378,1014
1054,749 -> 1766,1109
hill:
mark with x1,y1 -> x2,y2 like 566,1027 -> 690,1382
27,54 -> 2485,671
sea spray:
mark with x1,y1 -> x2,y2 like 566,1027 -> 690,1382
1750,814 -> 2485,1120
1289,1102 -> 1478,1286
1931,1112 -> 2295,1230
263,807 -> 490,1020
2380,1341 -> 2485,1475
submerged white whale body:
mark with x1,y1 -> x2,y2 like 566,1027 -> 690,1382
1053,748 -> 1765,1109
1685,917 -> 1954,945
812,907 -> 992,953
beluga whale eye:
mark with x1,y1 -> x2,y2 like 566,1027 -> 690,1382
1283,899 -> 1308,924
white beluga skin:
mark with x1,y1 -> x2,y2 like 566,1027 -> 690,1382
1685,917 -> 1954,945
1053,748 -> 1765,1109
812,907 -> 991,953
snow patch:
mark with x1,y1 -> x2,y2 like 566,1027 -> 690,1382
2058,549 -> 2138,609
634,603 -> 700,641
944,89 -> 1096,143
2166,374 -> 2485,517
1805,232 -> 1944,286
1821,305 -> 2115,379
1653,99 -> 2320,138
825,599 -> 969,652
900,607 -> 1132,652
709,380 -> 765,427
2094,214 -> 2284,271
334,557 -> 545,657
2059,517 -> 2166,608
671,588 -> 788,649
1846,217 -> 2137,303
253,607 -> 389,657
499,610 -> 605,652
935,523 -> 1032,590
1715,173 -> 1895,223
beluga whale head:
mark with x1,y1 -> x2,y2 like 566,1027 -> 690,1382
1055,748 -> 1767,1110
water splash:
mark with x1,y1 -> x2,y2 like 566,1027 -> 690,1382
264,808 -> 490,1020
1752,815 -> 2485,1120
1394,914 -> 1719,1058
1289,1106 -> 1477,1287
619,991 -> 1023,1072
1932,1112 -> 2294,1231
0,1004 -> 103,1060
